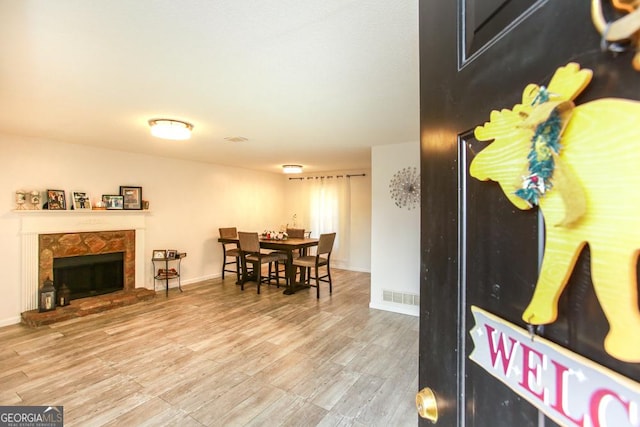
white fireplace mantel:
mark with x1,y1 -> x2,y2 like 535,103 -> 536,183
16,210 -> 148,312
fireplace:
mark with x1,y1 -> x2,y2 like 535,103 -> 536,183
53,252 -> 125,300
18,211 -> 148,313
39,230 -> 135,297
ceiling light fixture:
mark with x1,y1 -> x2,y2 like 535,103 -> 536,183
282,164 -> 303,174
148,119 -> 194,140
224,136 -> 249,143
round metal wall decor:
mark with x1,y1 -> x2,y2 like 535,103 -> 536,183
389,166 -> 420,210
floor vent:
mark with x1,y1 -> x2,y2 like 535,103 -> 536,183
383,290 -> 419,306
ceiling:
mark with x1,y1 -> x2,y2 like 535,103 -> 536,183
0,1 -> 419,174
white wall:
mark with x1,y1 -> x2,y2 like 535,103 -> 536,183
370,141 -> 420,316
0,134 -> 286,326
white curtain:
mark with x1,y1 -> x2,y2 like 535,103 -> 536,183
306,176 -> 351,264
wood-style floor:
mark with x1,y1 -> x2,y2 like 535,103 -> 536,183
0,269 -> 419,426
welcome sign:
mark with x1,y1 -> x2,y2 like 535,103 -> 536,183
469,306 -> 640,427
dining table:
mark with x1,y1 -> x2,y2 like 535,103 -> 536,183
217,236 -> 319,294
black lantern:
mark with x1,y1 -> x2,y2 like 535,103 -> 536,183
39,277 -> 56,312
58,283 -> 71,307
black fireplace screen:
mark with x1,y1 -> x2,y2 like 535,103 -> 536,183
53,252 -> 124,300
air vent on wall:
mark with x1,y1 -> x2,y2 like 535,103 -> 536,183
383,289 -> 419,306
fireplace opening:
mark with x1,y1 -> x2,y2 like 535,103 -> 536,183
53,252 -> 125,300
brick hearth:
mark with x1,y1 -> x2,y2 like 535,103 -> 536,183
21,288 -> 155,327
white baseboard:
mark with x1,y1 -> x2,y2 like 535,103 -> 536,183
369,301 -> 419,317
342,266 -> 371,273
0,316 -> 22,327
182,274 -> 218,285
332,261 -> 370,273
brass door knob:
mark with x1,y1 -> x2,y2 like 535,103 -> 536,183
416,387 -> 438,423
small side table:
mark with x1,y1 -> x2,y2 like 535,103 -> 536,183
152,252 -> 186,296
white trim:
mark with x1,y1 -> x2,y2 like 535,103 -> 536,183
0,316 -> 22,327
332,261 -> 370,273
369,301 -> 419,317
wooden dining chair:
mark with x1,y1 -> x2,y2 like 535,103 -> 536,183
219,227 -> 241,283
292,232 -> 336,298
285,227 -> 307,258
286,228 -> 305,239
268,227 -> 307,284
238,232 -> 287,294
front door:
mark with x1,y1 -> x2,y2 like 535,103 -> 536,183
419,1 -> 640,426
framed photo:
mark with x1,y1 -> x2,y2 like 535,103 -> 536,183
46,189 -> 66,210
166,249 -> 177,259
102,194 -> 124,210
72,192 -> 92,210
152,249 -> 166,260
120,186 -> 142,210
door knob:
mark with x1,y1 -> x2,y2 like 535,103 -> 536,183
416,387 -> 438,423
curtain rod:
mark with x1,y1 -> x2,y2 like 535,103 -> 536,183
288,173 -> 366,180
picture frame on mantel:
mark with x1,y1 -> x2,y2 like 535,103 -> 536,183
103,194 -> 124,210
120,186 -> 142,210
46,189 -> 66,210
72,191 -> 91,210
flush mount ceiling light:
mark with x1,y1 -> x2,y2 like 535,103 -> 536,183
282,164 -> 303,174
148,119 -> 193,140
224,136 -> 249,143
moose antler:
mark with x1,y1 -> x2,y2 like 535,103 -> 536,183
592,0 -> 640,71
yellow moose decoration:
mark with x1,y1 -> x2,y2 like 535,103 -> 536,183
470,63 -> 640,362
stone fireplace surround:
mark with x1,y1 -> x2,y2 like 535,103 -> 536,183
19,211 -> 148,313
39,230 -> 135,295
